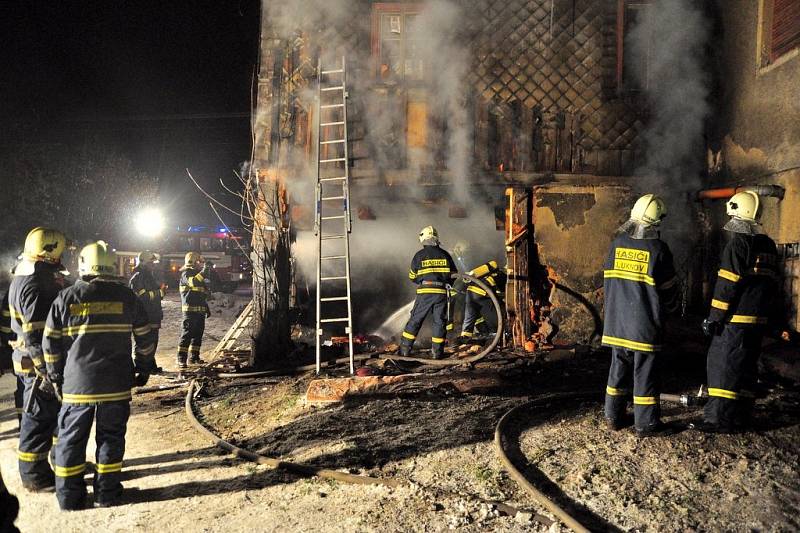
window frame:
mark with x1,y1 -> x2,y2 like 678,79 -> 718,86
370,3 -> 425,83
757,0 -> 800,74
615,0 -> 652,94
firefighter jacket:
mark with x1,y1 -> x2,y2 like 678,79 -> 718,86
601,233 -> 679,353
129,266 -> 164,325
408,245 -> 458,295
708,232 -> 780,327
42,278 -> 155,404
466,260 -> 506,299
8,262 -> 65,377
179,266 -> 211,314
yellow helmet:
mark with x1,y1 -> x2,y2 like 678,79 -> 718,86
184,251 -> 203,268
727,191 -> 760,222
137,250 -> 159,266
78,241 -> 117,278
23,227 -> 66,264
630,194 -> 667,226
419,225 -> 439,244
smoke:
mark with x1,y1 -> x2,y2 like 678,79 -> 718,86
255,0 -> 503,331
627,0 -> 710,267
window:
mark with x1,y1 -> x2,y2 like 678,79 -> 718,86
616,1 -> 652,93
371,3 -> 424,82
759,0 -> 800,68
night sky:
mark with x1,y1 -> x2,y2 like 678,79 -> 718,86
2,0 -> 261,227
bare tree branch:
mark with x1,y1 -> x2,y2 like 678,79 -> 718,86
185,168 -> 253,220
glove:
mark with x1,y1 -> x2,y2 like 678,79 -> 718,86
702,319 -> 723,337
53,382 -> 63,402
133,372 -> 150,387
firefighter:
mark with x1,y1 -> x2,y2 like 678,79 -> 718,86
177,252 -> 212,368
43,241 -> 155,510
1,281 -> 24,428
10,227 -> 68,491
458,259 -> 506,342
129,250 -> 165,372
693,191 -> 781,433
400,226 -> 458,359
602,194 -> 679,437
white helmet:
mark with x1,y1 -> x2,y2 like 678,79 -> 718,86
630,194 -> 667,226
726,191 -> 760,222
419,226 -> 439,244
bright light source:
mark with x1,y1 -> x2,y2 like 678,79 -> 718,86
134,208 -> 166,238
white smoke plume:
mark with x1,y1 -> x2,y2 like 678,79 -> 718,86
255,0 -> 502,332
627,0 -> 710,268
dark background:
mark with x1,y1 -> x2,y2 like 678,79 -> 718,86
1,1 -> 261,232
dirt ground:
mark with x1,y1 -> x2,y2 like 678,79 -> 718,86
1,295 -> 799,532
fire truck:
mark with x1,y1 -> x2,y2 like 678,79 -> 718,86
115,225 -> 251,293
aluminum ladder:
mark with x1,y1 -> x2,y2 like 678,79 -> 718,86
314,56 -> 354,375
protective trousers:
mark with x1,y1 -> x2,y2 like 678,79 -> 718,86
55,401 -> 130,510
401,293 -> 448,356
17,375 -> 59,488
461,292 -> 496,337
604,348 -> 661,430
704,325 -> 762,430
177,313 -> 205,363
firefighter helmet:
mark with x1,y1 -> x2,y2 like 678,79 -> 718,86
630,194 -> 667,226
726,190 -> 761,222
23,227 -> 66,264
184,251 -> 203,268
419,226 -> 439,244
137,250 -> 159,266
78,241 -> 117,278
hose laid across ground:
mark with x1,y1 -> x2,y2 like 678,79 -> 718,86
494,392 -> 598,533
184,379 -> 403,487
218,272 -> 504,378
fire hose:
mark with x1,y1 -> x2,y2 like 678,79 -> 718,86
184,379 -> 402,487
184,378 -> 547,523
494,393 -> 596,533
208,272 -> 503,378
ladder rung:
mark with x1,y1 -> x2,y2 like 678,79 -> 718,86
320,318 -> 350,323
321,86 -> 345,92
320,176 -> 347,182
320,139 -> 346,145
321,215 -> 345,220
320,297 -> 349,302
321,69 -> 344,74
321,235 -> 345,240
320,276 -> 347,281
320,158 -> 347,163
320,104 -> 345,109
321,255 -> 346,260
321,196 -> 345,201
320,121 -> 344,127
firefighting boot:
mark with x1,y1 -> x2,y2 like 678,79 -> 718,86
430,347 -> 444,360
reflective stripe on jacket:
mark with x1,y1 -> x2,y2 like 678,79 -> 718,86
129,267 -> 164,324
601,233 -> 678,352
708,232 -> 779,327
408,245 -> 457,294
179,267 -> 210,315
9,263 -> 64,376
43,278 -> 155,403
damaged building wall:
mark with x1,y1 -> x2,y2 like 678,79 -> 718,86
710,0 -> 800,331
251,0 -> 672,349
532,182 -> 632,343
